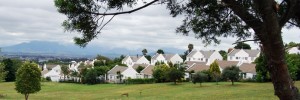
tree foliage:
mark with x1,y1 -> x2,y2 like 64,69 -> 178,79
3,59 -> 22,82
61,65 -> 70,81
222,66 -> 241,85
152,64 -> 169,82
136,66 -> 144,73
286,53 -> 300,81
166,67 -> 185,84
192,72 -> 208,87
254,53 -> 271,82
234,42 -> 251,49
156,49 -> 165,54
0,63 -> 7,82
142,49 -> 148,56
218,50 -> 227,60
15,61 -> 41,100
209,60 -> 221,85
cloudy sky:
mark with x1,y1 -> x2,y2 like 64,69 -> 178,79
0,0 -> 299,52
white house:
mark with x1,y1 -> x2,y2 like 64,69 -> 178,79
140,64 -> 155,79
107,65 -> 138,83
216,60 -> 239,72
227,49 -> 260,63
151,54 -> 167,65
288,47 -> 300,54
163,54 -> 183,65
239,63 -> 256,79
122,55 -> 150,67
43,64 -> 62,82
185,62 -> 209,79
186,50 -> 223,65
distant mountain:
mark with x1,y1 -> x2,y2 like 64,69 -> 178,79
1,41 -> 185,58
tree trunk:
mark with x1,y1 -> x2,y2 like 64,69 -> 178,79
251,1 -> 299,99
231,80 -> 234,85
25,94 -> 29,100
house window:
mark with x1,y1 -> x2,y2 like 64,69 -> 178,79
189,58 -> 191,61
230,57 -> 232,60
198,58 -> 200,60
245,57 -> 248,60
193,58 -> 195,60
201,58 -> 203,61
236,57 -> 239,59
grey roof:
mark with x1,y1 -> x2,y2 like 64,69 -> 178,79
240,63 -> 256,74
132,64 -> 149,70
216,61 -> 239,69
46,64 -> 59,70
228,49 -> 260,57
187,50 -> 198,58
187,62 -> 209,72
185,61 -> 206,67
163,54 -> 175,61
152,54 -> 161,60
122,56 -> 130,62
200,51 -> 214,58
41,69 -> 49,76
108,66 -> 128,75
141,65 -> 155,75
122,55 -> 143,62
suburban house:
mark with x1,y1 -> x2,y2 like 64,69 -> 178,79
186,50 -> 223,65
42,64 -> 62,82
151,54 -> 183,65
122,55 -> 150,67
288,47 -> 300,54
185,62 -> 209,79
216,60 -> 239,72
140,65 -> 155,78
239,63 -> 256,79
227,49 -> 260,63
107,65 -> 138,83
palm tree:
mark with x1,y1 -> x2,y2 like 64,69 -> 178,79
142,49 -> 148,56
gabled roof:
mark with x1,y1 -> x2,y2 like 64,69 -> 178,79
132,64 -> 149,70
187,62 -> 209,72
41,69 -> 49,76
163,54 -> 175,61
152,54 -> 162,60
185,61 -> 206,67
122,56 -> 130,62
200,51 -> 214,58
228,49 -> 260,57
141,65 -> 155,75
186,50 -> 198,58
122,55 -> 145,62
240,63 -> 256,74
46,64 -> 59,70
108,66 -> 128,74
216,61 -> 239,69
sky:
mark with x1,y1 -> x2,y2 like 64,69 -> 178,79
0,0 -> 299,52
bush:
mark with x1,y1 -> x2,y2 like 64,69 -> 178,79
46,77 -> 51,81
125,78 -> 155,84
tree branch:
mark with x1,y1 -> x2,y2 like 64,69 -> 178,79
222,0 -> 263,31
279,0 -> 298,28
232,39 -> 260,45
87,0 -> 159,15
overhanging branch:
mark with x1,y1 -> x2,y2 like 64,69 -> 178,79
232,39 -> 260,45
88,0 -> 159,15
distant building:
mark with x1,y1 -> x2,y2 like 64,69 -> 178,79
227,49 -> 260,63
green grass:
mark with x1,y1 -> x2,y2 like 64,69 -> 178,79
1,81 -> 300,100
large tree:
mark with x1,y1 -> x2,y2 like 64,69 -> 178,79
222,65 -> 241,85
61,65 -> 70,81
0,63 -> 7,82
15,62 -> 41,100
55,0 -> 300,99
209,60 -> 221,85
234,42 -> 251,49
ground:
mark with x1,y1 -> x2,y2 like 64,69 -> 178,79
1,81 -> 300,100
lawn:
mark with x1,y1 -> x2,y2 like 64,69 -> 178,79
1,81 -> 300,100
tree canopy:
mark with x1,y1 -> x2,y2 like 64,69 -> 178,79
15,62 -> 41,100
0,63 -> 7,82
209,60 -> 221,85
234,42 -> 251,49
222,65 -> 241,85
156,49 -> 165,54
55,0 -> 300,99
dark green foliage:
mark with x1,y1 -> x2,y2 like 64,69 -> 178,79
219,50 -> 227,60
286,54 -> 300,81
222,66 -> 241,85
94,66 -> 110,76
152,64 -> 169,83
192,72 -> 208,86
234,42 -> 251,49
142,49 -> 148,56
61,65 -> 70,81
126,78 -> 155,84
254,53 -> 271,82
0,63 -> 7,82
83,68 -> 98,85
166,67 -> 185,84
116,71 -> 123,83
136,66 -> 144,73
15,61 -> 41,100
145,55 -> 151,61
156,49 -> 164,54
3,59 -> 22,82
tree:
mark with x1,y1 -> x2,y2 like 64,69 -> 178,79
156,49 -> 164,54
116,71 -> 123,83
15,61 -> 41,100
255,53 -> 271,82
55,0 -> 300,99
218,50 -> 227,60
3,59 -> 22,82
183,44 -> 194,61
142,49 -> 148,56
166,67 -> 185,84
234,42 -> 251,49
192,72 -> 208,87
83,68 -> 98,84
136,66 -> 144,73
61,65 -> 70,81
222,66 -> 241,85
0,63 -> 7,82
152,64 -> 169,82
286,53 -> 300,81
209,60 -> 221,85
285,42 -> 300,49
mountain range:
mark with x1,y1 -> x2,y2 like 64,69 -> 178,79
0,41 -> 185,58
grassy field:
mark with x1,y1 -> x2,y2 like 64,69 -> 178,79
1,81 -> 300,100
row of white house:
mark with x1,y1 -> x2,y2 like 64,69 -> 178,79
41,47 -> 299,82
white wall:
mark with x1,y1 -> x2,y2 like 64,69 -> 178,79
122,67 -> 138,79
289,47 -> 300,54
136,56 -> 150,65
169,54 -> 183,64
207,51 -> 223,65
228,50 -> 252,63
186,51 -> 205,62
151,54 -> 166,65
